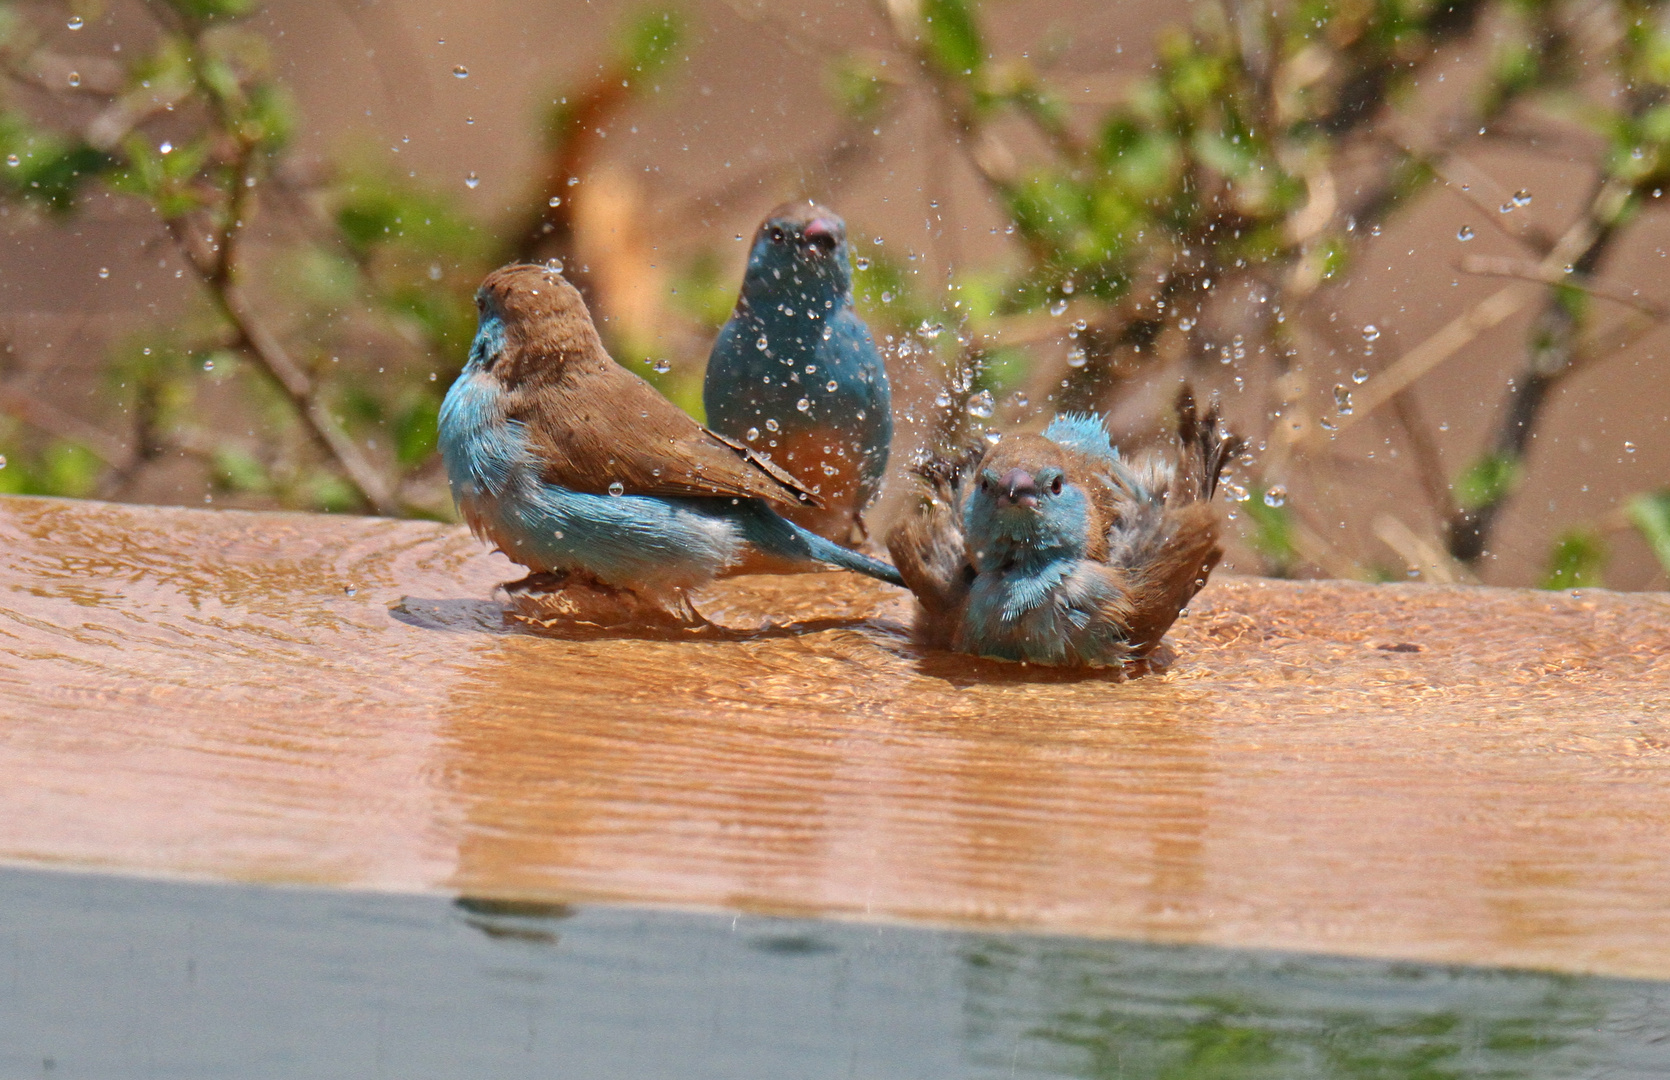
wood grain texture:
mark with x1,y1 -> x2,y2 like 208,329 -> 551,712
2,494 -> 1668,977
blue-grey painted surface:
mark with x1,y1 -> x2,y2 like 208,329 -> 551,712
0,866 -> 1665,1079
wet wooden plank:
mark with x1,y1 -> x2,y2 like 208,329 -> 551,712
1,494 -> 1667,978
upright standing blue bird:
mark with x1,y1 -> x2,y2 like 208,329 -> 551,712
886,389 -> 1241,667
704,202 -> 891,547
439,263 -> 903,629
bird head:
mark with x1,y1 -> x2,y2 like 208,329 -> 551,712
740,201 -> 853,309
963,434 -> 1092,568
467,263 -> 606,386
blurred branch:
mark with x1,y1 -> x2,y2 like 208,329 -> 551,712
0,379 -> 133,467
1447,175 -> 1636,562
1457,252 -> 1670,319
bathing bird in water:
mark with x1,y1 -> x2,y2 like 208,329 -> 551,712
439,263 -> 902,629
887,389 -> 1241,667
704,202 -> 891,548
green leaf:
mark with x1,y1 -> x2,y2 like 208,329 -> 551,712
618,7 -> 682,76
212,445 -> 271,494
1627,490 -> 1670,575
162,0 -> 253,20
393,398 -> 440,466
1453,452 -> 1521,512
1540,528 -> 1606,590
922,0 -> 983,77
1244,491 -> 1298,576
827,54 -> 891,121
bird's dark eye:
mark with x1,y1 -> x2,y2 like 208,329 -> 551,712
979,477 -> 992,493
1050,475 -> 1063,495
770,227 -> 786,244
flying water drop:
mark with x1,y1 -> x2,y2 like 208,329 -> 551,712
1333,385 -> 1353,415
1263,485 -> 1287,508
1352,368 -> 1369,384
453,65 -> 469,78
67,15 -> 84,29
1049,298 -> 1068,316
607,481 -> 625,496
1362,324 -> 1380,342
464,172 -> 480,189
651,358 -> 671,374
795,398 -> 810,413
1457,225 -> 1474,241
966,389 -> 995,419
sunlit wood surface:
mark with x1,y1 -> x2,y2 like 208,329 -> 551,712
1,494 -> 1667,978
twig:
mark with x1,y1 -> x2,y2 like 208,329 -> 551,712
1456,253 -> 1669,320
1301,282 -> 1534,448
0,380 -> 133,467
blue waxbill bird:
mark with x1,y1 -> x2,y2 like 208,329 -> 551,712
439,263 -> 903,628
704,201 -> 891,547
886,388 -> 1241,666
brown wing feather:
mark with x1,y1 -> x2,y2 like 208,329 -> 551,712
506,360 -> 822,509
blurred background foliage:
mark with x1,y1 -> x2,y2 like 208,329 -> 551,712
1,0 -> 1668,588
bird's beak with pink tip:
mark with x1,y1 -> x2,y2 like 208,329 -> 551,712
802,217 -> 840,253
998,469 -> 1038,510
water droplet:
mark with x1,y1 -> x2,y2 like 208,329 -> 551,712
933,390 -> 953,409
795,398 -> 811,413
1072,318 -> 1088,332
1634,146 -> 1646,160
1625,441 -> 1637,453
1512,189 -> 1531,207
755,334 -> 769,351
1009,391 -> 1029,408
464,172 -> 480,189
649,358 -> 670,374
984,430 -> 1003,446
1457,225 -> 1474,241
4,154 -> 17,167
1049,298 -> 1068,316
1352,368 -> 1369,384
429,371 -> 437,381
343,585 -> 357,597
1225,483 -> 1249,503
607,481 -> 625,496
67,15 -> 84,29
552,529 -> 564,540
917,320 -> 943,339
1318,417 -> 1338,431
547,196 -> 561,207
97,267 -> 108,279
159,141 -> 173,155
1263,485 -> 1288,508
1362,324 -> 1380,342
202,359 -> 215,371
66,71 -> 80,87
825,379 -> 838,392
873,236 -> 884,245
1333,385 -> 1353,415
765,418 -> 780,432
880,291 -> 894,304
966,389 -> 995,419
0,455 -> 6,469
453,65 -> 469,78
854,256 -> 871,270
1061,279 -> 1076,295
1065,347 -> 1087,368
745,427 -> 759,441
544,257 -> 563,273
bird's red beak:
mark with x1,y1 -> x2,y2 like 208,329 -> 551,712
998,469 -> 1038,509
803,217 -> 839,253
